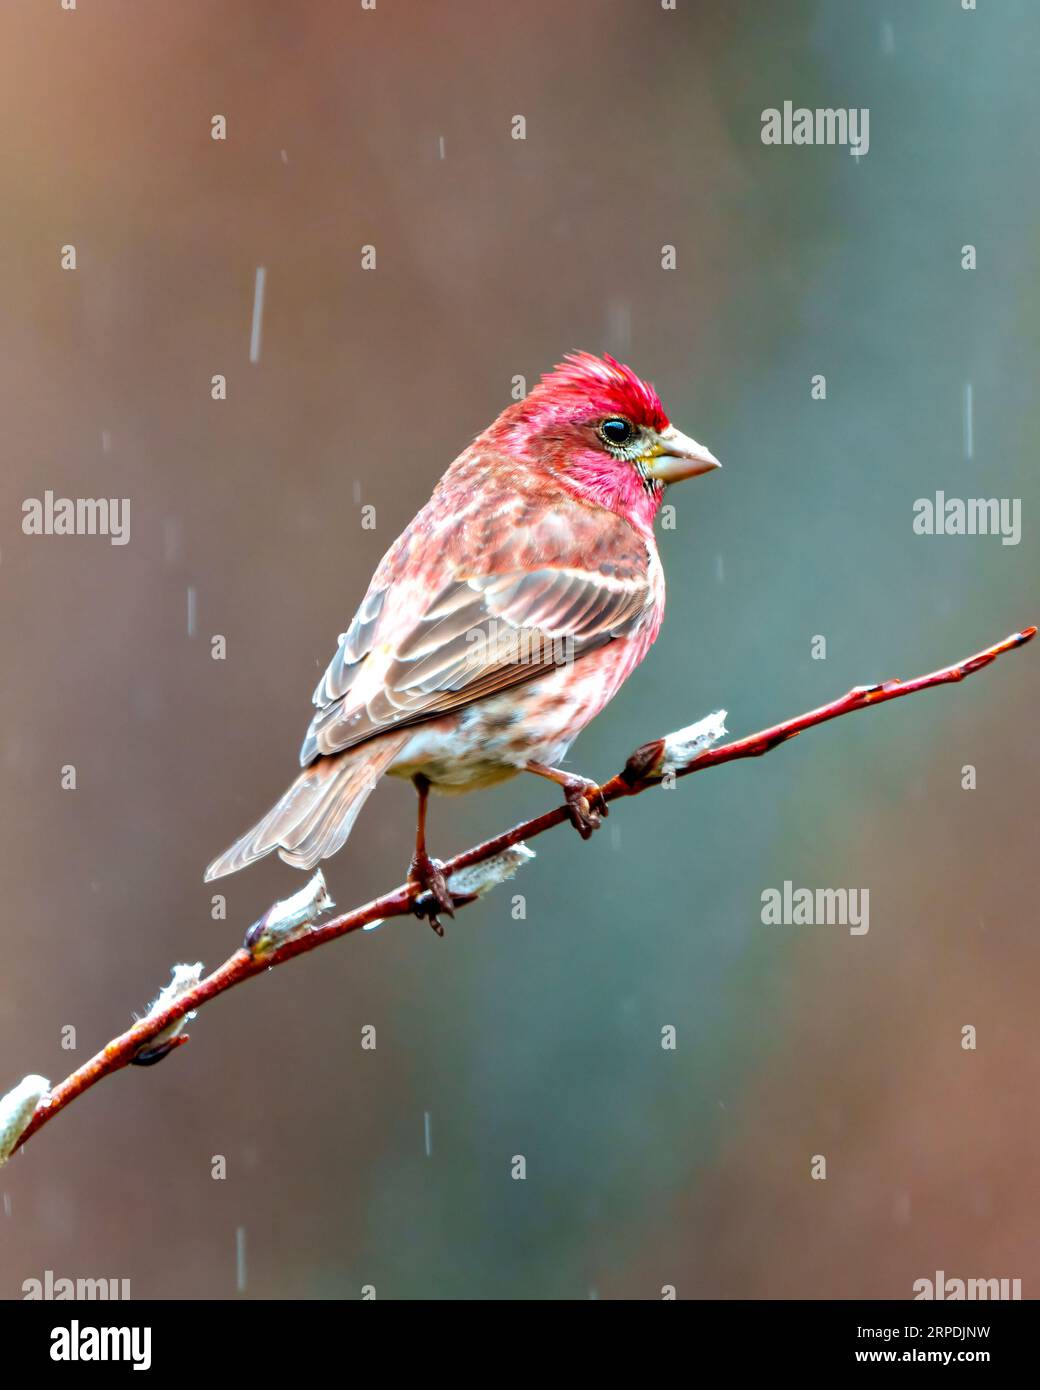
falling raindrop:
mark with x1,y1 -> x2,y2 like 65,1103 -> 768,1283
236,1226 -> 247,1292
606,301 -> 631,354
249,267 -> 267,365
963,382 -> 974,460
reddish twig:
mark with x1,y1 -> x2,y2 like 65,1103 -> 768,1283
9,625 -> 1035,1158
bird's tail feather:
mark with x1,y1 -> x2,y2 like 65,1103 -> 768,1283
204,735 -> 408,881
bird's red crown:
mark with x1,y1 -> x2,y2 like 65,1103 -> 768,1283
530,351 -> 670,432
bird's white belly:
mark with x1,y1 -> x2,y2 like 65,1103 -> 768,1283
386,640 -> 641,792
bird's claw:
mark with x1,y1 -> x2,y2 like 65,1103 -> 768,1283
563,776 -> 609,840
409,852 -> 455,936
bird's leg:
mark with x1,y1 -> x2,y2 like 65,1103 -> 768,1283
408,773 -> 455,935
525,761 -> 609,840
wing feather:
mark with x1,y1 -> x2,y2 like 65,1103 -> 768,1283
300,477 -> 656,766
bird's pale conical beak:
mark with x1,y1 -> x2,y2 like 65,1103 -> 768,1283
646,425 -> 722,484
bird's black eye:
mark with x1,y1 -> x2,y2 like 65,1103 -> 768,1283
600,418 -> 634,446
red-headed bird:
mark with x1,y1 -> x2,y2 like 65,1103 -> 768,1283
205,353 -> 720,927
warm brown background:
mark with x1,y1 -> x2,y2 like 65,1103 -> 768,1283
1,0 -> 1037,1299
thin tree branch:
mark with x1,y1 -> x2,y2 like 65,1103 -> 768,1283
7,624 -> 1035,1159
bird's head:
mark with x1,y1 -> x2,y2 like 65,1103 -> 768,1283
492,352 -> 721,535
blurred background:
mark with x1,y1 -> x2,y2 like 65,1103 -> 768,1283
1,0 -> 1037,1299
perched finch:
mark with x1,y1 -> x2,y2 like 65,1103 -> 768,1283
205,352 -> 720,928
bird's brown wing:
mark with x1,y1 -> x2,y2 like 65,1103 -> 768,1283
300,489 -> 653,766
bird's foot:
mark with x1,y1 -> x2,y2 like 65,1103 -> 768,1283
562,775 -> 609,840
408,850 -> 455,936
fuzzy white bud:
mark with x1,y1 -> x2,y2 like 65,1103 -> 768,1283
246,870 -> 334,955
0,1074 -> 50,1165
141,961 -> 205,1055
661,710 -> 728,769
447,844 -> 536,898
